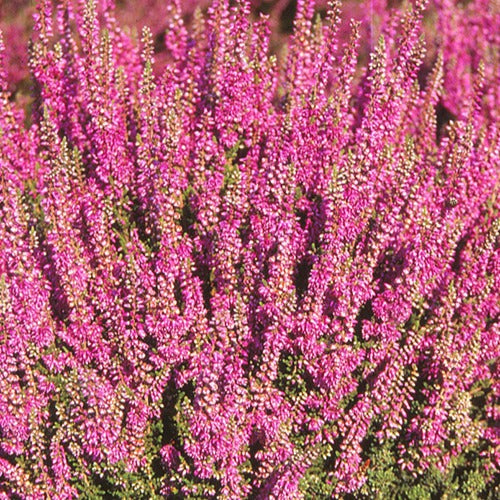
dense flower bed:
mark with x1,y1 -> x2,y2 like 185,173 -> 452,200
0,0 -> 498,497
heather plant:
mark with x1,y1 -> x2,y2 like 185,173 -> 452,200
0,0 -> 498,498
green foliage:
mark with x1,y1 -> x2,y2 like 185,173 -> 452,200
297,442 -> 338,498
275,350 -> 311,402
359,441 -> 497,500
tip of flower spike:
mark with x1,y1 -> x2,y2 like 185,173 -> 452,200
34,0 -> 54,44
0,30 -> 5,91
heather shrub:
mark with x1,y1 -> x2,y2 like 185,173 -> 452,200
0,0 -> 498,498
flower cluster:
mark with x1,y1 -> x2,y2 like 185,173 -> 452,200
0,0 -> 498,498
